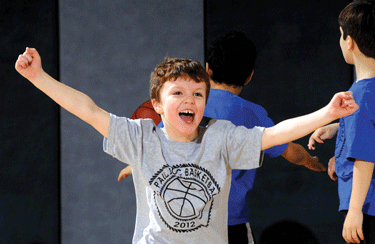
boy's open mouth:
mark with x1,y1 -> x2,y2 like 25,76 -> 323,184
179,110 -> 194,123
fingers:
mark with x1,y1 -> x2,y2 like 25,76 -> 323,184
357,228 -> 365,242
337,91 -> 353,100
328,171 -> 338,181
15,55 -> 27,69
343,91 -> 353,97
118,174 -> 128,181
328,166 -> 338,181
24,53 -> 33,63
307,162 -> 326,172
315,163 -> 327,172
24,47 -> 38,56
343,210 -> 364,243
16,55 -> 32,68
305,157 -> 326,172
329,91 -> 359,120
343,227 -> 364,243
15,48 -> 35,70
341,97 -> 357,108
307,131 -> 324,150
338,91 -> 357,110
307,138 -> 316,150
118,166 -> 131,181
327,156 -> 338,181
301,156 -> 326,172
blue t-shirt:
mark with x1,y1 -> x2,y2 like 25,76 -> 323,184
335,77 -> 375,215
204,89 -> 287,225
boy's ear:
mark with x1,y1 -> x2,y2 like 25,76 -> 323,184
244,70 -> 254,86
347,35 -> 355,51
205,63 -> 213,78
151,99 -> 162,114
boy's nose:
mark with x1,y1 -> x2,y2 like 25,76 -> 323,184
184,95 -> 195,104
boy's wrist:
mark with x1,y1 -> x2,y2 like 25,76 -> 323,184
318,106 -> 336,127
348,207 -> 363,216
31,69 -> 46,85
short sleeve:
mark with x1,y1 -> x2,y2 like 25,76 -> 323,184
103,114 -> 143,165
344,112 -> 375,163
226,125 -> 265,170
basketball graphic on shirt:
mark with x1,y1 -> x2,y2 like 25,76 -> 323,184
163,178 -> 208,220
150,164 -> 220,232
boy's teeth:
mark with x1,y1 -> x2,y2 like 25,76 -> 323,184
179,110 -> 194,123
181,110 -> 193,114
179,110 -> 194,115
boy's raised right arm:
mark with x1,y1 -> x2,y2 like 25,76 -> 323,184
261,92 -> 357,151
15,48 -> 110,138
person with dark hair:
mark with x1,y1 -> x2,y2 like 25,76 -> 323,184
308,1 -> 375,243
206,31 -> 257,88
205,31 -> 327,244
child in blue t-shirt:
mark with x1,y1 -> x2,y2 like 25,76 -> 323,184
308,1 -> 375,243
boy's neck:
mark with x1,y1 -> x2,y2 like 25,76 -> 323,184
161,126 -> 199,142
209,80 -> 243,95
353,55 -> 375,81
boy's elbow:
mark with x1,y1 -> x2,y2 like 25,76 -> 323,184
82,97 -> 102,125
86,100 -> 110,138
261,127 -> 277,150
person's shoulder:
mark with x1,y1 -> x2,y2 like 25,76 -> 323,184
238,98 -> 270,123
238,97 -> 267,111
112,114 -> 157,131
353,78 -> 375,109
204,118 -> 234,129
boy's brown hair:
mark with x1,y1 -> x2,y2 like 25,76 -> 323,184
339,0 -> 375,59
149,57 -> 210,102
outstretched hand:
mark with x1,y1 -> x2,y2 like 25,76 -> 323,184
303,156 -> 326,172
326,91 -> 358,120
308,123 -> 339,150
15,47 -> 43,82
118,165 -> 133,181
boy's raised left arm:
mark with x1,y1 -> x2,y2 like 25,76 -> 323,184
261,92 -> 358,151
15,47 -> 110,138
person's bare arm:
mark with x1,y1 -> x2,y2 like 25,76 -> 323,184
281,142 -> 326,172
15,47 -> 110,137
261,92 -> 358,150
342,159 -> 374,243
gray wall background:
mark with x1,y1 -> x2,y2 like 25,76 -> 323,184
59,1 -> 204,243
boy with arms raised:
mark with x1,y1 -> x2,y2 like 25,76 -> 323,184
16,48 -> 357,243
308,1 -> 375,243
119,31 -> 327,243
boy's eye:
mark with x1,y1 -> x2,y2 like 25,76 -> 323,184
194,92 -> 203,97
173,91 -> 182,95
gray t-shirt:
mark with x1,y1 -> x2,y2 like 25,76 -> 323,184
104,114 -> 264,244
